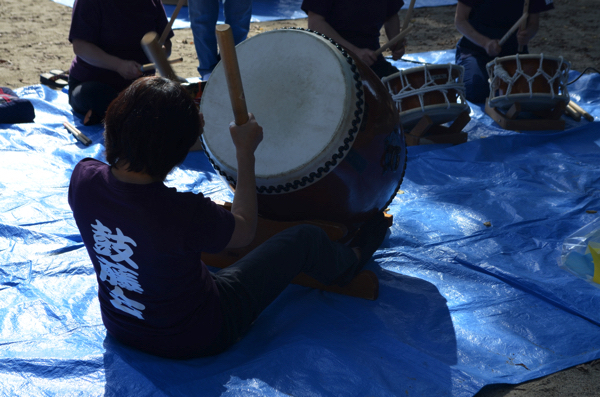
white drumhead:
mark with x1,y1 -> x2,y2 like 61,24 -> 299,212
200,28 -> 361,193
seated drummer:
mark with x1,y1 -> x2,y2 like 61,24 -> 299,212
301,0 -> 407,79
67,0 -> 173,125
68,76 -> 389,359
454,0 -> 555,103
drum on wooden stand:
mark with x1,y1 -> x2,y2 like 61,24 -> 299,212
381,64 -> 469,130
200,28 -> 407,231
486,54 -> 570,112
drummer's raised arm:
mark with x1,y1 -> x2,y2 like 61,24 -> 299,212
225,114 -> 263,249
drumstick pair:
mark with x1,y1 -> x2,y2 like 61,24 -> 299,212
566,101 -> 594,122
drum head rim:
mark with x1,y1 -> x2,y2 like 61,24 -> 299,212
199,28 -> 364,195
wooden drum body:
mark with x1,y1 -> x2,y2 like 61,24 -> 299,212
382,64 -> 469,130
200,28 -> 406,230
486,54 -> 571,111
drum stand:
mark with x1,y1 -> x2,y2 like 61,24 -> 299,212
201,202 -> 393,300
404,110 -> 470,146
484,99 -> 566,131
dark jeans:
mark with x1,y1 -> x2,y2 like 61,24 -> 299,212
68,76 -> 119,124
455,45 -> 493,104
371,56 -> 400,79
208,224 -> 359,355
455,44 -> 530,104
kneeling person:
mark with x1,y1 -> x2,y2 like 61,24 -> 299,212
68,76 -> 388,359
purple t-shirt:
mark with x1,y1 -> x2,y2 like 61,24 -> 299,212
68,158 -> 235,359
457,0 -> 554,55
68,0 -> 172,92
301,0 -> 404,51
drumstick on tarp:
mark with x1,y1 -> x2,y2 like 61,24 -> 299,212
569,100 -> 594,122
374,24 -> 414,57
216,24 -> 249,126
518,0 -> 530,52
499,13 -> 528,46
159,0 -> 186,45
140,57 -> 183,72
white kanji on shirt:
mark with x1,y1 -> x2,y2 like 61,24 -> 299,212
92,219 -> 139,269
109,286 -> 145,320
97,256 -> 143,294
90,219 -> 145,319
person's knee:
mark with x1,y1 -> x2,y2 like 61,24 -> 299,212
465,77 -> 490,103
285,224 -> 326,243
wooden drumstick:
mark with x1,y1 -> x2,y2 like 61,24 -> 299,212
216,24 -> 249,126
63,121 -> 92,146
374,24 -> 414,57
159,0 -> 186,45
140,57 -> 183,72
518,0 -> 530,52
401,0 -> 417,31
569,101 -> 594,122
498,13 -> 528,46
565,102 -> 581,122
141,31 -> 180,81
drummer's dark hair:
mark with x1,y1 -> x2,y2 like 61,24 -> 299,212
103,76 -> 201,180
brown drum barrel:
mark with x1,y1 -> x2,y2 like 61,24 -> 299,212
256,51 -> 406,230
496,57 -> 561,96
386,66 -> 462,112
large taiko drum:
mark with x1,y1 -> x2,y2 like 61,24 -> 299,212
200,28 -> 406,230
486,54 -> 570,111
381,64 -> 469,130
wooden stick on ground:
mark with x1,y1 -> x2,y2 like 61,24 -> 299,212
215,24 -> 249,125
566,102 -> 582,121
569,101 -> 595,121
374,24 -> 414,57
499,13 -> 528,46
159,0 -> 186,45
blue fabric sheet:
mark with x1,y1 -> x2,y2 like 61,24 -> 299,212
1,50 -> 599,396
52,0 -> 459,27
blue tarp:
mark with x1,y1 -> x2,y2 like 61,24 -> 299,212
1,49 -> 599,396
52,0 -> 459,27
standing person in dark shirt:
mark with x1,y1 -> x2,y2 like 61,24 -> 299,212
454,0 -> 555,103
68,76 -> 389,359
301,0 -> 406,79
67,0 -> 173,125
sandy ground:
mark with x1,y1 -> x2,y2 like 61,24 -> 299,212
1,0 -> 599,396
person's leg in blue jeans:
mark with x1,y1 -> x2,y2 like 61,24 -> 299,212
188,0 -> 252,80
223,0 -> 252,45
209,220 -> 386,354
188,0 -> 220,79
455,46 -> 492,104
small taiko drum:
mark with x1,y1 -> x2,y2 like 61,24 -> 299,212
200,28 -> 406,229
486,54 -> 571,112
381,64 -> 469,130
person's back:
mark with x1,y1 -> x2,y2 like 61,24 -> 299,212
69,158 -> 231,358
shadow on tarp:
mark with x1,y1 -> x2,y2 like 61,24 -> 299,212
100,271 -> 456,396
